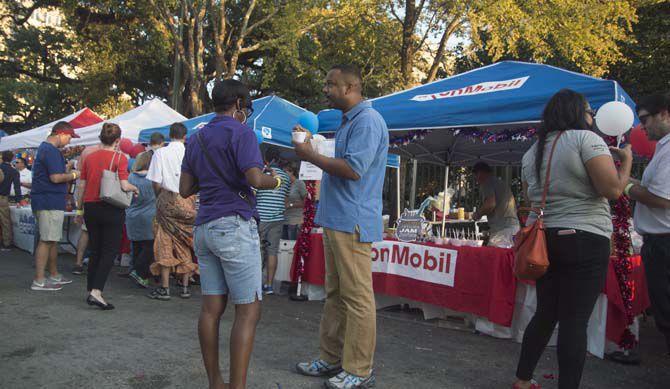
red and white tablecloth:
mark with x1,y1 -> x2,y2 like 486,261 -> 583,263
292,234 -> 650,358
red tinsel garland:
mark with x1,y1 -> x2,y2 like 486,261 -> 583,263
606,141 -> 636,350
294,181 -> 317,282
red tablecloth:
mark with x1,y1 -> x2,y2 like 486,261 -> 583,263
292,234 -> 650,342
293,235 -> 517,327
604,255 -> 650,343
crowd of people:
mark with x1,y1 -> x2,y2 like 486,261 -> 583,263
0,64 -> 669,389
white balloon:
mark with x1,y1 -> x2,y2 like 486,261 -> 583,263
595,101 -> 635,137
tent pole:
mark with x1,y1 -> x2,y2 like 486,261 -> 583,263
409,159 -> 418,208
440,165 -> 450,238
396,157 -> 401,223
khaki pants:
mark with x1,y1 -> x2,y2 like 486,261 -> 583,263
319,228 -> 376,377
0,196 -> 11,247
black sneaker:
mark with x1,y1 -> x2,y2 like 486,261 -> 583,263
148,287 -> 170,301
180,286 -> 191,299
71,265 -> 85,275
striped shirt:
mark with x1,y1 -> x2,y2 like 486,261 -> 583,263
256,166 -> 291,222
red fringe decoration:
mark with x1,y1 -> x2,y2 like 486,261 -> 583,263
293,181 -> 317,282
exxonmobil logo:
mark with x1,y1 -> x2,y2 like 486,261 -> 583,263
371,241 -> 457,287
411,76 -> 530,102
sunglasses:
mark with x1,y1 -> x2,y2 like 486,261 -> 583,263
586,108 -> 596,117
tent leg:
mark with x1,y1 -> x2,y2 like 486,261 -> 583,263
440,165 -> 450,238
409,159 -> 418,208
396,159 -> 401,223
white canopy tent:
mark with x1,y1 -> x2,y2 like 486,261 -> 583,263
69,99 -> 187,147
0,108 -> 95,151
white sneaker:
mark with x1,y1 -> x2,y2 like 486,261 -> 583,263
325,370 -> 375,389
296,359 -> 342,377
31,280 -> 63,291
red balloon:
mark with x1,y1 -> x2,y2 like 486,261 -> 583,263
630,125 -> 657,159
129,144 -> 146,158
119,138 -> 134,155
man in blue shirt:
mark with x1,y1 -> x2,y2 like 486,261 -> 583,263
294,64 -> 388,389
0,150 -> 22,250
31,122 -> 80,291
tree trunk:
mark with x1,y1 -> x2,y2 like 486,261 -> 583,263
425,18 -> 462,83
400,0 -> 418,86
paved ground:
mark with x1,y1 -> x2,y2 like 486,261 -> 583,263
1,248 -> 669,389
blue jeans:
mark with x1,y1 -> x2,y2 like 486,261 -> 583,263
194,215 -> 262,304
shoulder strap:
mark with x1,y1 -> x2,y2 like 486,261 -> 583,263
540,131 -> 565,209
195,132 -> 252,205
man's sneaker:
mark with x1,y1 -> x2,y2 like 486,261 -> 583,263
148,287 -> 170,301
48,274 -> 73,285
262,285 -> 274,295
180,286 -> 191,299
129,271 -> 149,288
325,370 -> 375,389
30,279 -> 63,291
71,265 -> 85,275
296,359 -> 342,377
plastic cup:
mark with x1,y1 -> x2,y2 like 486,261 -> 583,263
292,131 -> 307,143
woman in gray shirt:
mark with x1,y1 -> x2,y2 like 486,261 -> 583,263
513,89 -> 632,389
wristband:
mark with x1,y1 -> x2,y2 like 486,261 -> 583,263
624,183 -> 634,197
274,176 -> 282,190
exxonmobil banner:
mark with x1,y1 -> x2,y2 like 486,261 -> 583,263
371,241 -> 457,287
411,76 -> 530,102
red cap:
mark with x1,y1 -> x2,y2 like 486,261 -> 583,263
53,127 -> 80,138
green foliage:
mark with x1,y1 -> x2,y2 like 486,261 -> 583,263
608,0 -> 670,101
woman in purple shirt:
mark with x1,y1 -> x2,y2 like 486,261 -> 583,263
179,79 -> 280,389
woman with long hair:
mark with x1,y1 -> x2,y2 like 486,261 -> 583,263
513,89 -> 633,389
179,79 -> 281,389
77,123 -> 138,310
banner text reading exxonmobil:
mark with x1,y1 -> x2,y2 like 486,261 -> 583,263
371,241 -> 457,287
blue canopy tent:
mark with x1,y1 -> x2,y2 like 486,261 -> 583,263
318,61 -> 638,166
138,95 -> 306,148
318,61 -> 639,235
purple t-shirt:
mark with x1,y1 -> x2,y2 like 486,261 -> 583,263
181,115 -> 264,226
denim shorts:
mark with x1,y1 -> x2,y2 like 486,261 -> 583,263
194,215 -> 262,304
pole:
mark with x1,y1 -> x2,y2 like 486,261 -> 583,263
409,159 -> 418,208
396,157 -> 401,222
440,165 -> 450,238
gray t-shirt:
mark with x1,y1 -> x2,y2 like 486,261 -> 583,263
522,130 -> 612,238
480,176 -> 520,233
285,180 -> 307,225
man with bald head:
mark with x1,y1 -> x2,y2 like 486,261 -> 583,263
294,64 -> 388,388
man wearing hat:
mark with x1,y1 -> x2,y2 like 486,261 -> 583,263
30,121 -> 81,291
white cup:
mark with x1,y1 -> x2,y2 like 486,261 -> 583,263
292,131 -> 307,143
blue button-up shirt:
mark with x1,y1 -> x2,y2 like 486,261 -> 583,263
314,100 -> 389,242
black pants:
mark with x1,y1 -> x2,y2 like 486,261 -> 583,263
516,229 -> 610,389
84,202 -> 125,292
131,240 -> 154,279
641,235 -> 670,352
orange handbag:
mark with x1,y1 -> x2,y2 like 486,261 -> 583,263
513,131 -> 563,280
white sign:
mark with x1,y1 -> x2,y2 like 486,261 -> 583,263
411,76 -> 530,102
298,139 -> 336,181
371,241 -> 458,287
299,161 -> 323,180
261,126 -> 272,139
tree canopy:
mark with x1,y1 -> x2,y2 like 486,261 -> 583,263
0,0 -> 660,133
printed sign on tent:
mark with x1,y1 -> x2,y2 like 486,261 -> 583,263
411,76 -> 529,102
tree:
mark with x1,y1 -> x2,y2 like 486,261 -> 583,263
608,0 -> 670,101
387,0 -> 638,87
